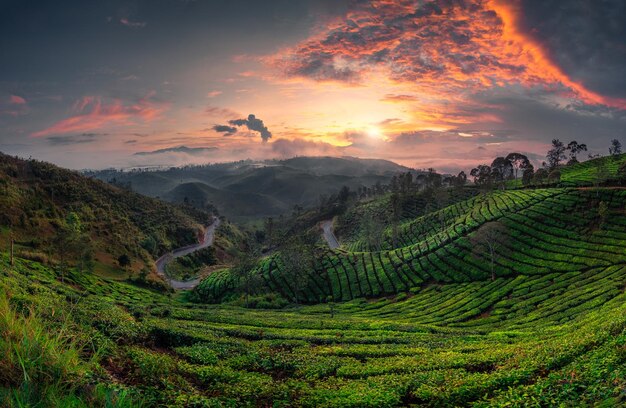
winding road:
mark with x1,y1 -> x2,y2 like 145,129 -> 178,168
320,219 -> 340,249
155,217 -> 220,290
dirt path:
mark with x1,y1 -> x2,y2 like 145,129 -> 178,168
320,219 -> 340,249
155,217 -> 220,290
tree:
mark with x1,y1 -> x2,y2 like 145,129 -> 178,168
470,221 -> 508,281
361,216 -> 385,251
505,153 -> 531,180
609,139 -> 622,156
490,157 -> 514,189
118,254 -> 131,268
533,168 -> 548,185
455,171 -> 467,187
230,246 -> 262,308
470,165 -> 492,187
521,164 -> 534,186
548,169 -> 561,184
566,141 -> 587,165
281,232 -> 317,304
546,139 -> 566,170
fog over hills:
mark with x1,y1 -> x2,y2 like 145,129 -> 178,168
89,156 -> 416,218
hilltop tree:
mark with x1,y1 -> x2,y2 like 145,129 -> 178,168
546,139 -> 567,170
490,157 -> 514,189
566,141 -> 587,165
609,139 -> 622,156
470,221 -> 508,281
505,153 -> 531,180
470,165 -> 492,187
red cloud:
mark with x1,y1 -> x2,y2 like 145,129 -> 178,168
32,95 -> 167,137
10,95 -> 26,105
269,0 -> 626,110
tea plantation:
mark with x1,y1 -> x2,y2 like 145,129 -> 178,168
1,250 -> 625,407
2,184 -> 626,406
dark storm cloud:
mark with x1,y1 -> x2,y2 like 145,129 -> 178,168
134,146 -> 218,156
46,133 -> 106,145
228,114 -> 272,142
518,0 -> 626,99
212,125 -> 238,136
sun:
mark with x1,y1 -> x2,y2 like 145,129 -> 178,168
366,126 -> 387,140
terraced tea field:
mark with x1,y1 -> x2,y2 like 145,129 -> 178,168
2,250 -> 625,407
197,188 -> 626,304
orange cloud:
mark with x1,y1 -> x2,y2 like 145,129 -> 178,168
32,95 -> 167,137
269,0 -> 626,110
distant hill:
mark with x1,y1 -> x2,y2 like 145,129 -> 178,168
90,156 -> 416,219
0,152 -> 212,277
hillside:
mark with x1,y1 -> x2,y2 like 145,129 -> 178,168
560,153 -> 626,186
196,188 -> 626,302
2,155 -> 626,406
2,242 -> 625,406
89,156 -> 414,219
0,153 -> 213,278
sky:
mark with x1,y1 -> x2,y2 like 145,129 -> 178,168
1,0 -> 625,173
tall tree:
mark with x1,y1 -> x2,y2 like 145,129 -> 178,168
566,141 -> 588,165
522,164 -> 535,186
505,153 -> 531,180
470,221 -> 508,281
280,232 -> 317,304
490,157 -> 514,189
609,139 -> 622,156
230,245 -> 262,308
455,171 -> 467,187
546,139 -> 567,170
470,165 -> 492,187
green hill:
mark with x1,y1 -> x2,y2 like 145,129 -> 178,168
90,156 -> 413,219
1,245 -> 625,406
195,188 -> 626,303
0,153 -> 212,277
164,182 -> 288,217
560,153 -> 626,186
2,155 -> 626,407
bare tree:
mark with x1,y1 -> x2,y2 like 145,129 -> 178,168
470,221 -> 508,281
566,141 -> 587,165
505,153 -> 531,180
547,139 -> 566,170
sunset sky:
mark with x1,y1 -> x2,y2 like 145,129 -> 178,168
1,0 -> 625,173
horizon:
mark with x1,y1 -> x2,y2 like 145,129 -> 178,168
1,0 -> 625,174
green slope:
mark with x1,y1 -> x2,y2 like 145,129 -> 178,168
560,153 -> 626,186
196,188 -> 626,303
0,153 -> 211,274
1,251 -> 625,406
